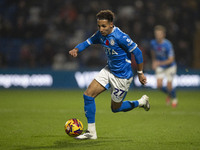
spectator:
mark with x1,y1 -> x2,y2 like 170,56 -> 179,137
0,0 -> 199,69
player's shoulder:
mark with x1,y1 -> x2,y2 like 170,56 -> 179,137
150,39 -> 157,45
112,26 -> 127,39
92,30 -> 101,37
163,39 -> 172,45
163,39 -> 173,48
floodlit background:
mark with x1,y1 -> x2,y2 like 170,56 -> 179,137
1,1 -> 200,150
0,0 -> 200,89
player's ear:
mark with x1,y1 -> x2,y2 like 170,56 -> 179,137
110,21 -> 113,28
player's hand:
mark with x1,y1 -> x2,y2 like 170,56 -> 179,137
69,48 -> 79,57
138,73 -> 147,85
152,60 -> 160,70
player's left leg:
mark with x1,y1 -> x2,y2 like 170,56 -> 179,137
156,67 -> 171,104
111,95 -> 150,112
109,75 -> 150,113
166,65 -> 178,107
167,81 -> 177,107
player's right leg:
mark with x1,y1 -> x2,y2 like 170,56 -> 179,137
167,65 -> 178,107
76,67 -> 109,140
156,69 -> 171,105
166,65 -> 178,107
75,79 -> 106,140
166,81 -> 177,107
158,79 -> 171,105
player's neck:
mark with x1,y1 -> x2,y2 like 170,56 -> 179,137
108,26 -> 114,35
157,38 -> 164,44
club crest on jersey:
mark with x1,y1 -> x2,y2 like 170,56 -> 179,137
110,39 -> 115,46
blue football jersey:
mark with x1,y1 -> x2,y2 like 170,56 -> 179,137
150,39 -> 176,68
86,26 -> 138,79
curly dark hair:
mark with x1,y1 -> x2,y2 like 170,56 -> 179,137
96,10 -> 115,22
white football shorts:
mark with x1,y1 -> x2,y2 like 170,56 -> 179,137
156,65 -> 177,81
95,66 -> 133,103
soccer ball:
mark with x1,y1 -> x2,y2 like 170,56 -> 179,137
64,118 -> 83,137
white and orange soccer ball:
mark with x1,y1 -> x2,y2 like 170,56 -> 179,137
64,118 -> 83,137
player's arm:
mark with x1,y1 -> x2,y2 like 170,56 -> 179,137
69,40 -> 90,57
118,35 -> 146,85
151,49 -> 156,61
158,56 -> 174,66
152,55 -> 174,68
155,43 -> 175,67
151,50 -> 157,70
131,47 -> 147,85
69,32 -> 100,57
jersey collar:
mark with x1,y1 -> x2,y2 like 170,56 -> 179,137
111,26 -> 116,34
107,26 -> 116,37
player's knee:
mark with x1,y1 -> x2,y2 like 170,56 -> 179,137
157,84 -> 162,89
167,82 -> 173,91
167,86 -> 172,92
84,91 -> 91,97
111,107 -> 119,113
111,105 -> 120,113
111,101 -> 122,113
84,89 -> 95,97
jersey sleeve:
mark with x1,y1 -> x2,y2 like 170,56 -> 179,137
119,34 -> 137,53
150,40 -> 155,51
117,33 -> 143,64
118,34 -> 138,53
87,31 -> 101,45
167,42 -> 174,57
75,31 -> 100,52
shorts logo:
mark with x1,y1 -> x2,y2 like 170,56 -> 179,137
110,39 -> 115,46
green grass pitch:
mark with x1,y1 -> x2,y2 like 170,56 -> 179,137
0,89 -> 200,150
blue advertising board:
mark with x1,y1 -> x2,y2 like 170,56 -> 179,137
0,69 -> 199,89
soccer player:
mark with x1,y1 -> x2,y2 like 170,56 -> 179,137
69,10 -> 150,140
150,25 -> 178,107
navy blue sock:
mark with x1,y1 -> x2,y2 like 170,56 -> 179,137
83,94 -> 96,123
112,101 -> 139,113
169,89 -> 176,99
161,87 -> 169,95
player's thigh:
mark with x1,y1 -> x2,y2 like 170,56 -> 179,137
156,67 -> 164,88
85,66 -> 109,98
156,67 -> 165,78
111,100 -> 122,110
167,81 -> 173,91
110,75 -> 133,104
166,65 -> 177,90
94,66 -> 110,90
157,78 -> 163,88
166,65 -> 177,82
84,79 -> 106,98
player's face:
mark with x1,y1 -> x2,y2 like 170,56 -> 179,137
154,30 -> 165,42
97,19 -> 113,36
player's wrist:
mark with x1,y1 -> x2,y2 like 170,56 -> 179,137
137,70 -> 143,75
74,48 -> 79,52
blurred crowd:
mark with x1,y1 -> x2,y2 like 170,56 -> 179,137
0,0 -> 199,70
